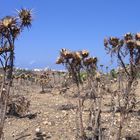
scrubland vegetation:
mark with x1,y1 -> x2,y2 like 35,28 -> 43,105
0,9 -> 140,140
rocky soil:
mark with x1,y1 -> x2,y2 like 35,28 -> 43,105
3,80 -> 140,140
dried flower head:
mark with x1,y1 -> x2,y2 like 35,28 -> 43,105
56,56 -> 64,64
124,33 -> 133,41
135,41 -> 140,49
81,50 -> 89,58
126,40 -> 135,50
18,8 -> 32,27
135,33 -> 140,40
72,52 -> 82,61
1,16 -> 16,28
60,48 -> 72,59
84,57 -> 97,66
109,37 -> 119,47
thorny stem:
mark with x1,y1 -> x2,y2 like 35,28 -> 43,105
116,50 -> 136,140
0,38 -> 15,139
117,48 -> 130,77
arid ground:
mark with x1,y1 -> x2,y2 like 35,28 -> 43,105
3,75 -> 140,140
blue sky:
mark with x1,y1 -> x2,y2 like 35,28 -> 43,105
0,0 -> 140,70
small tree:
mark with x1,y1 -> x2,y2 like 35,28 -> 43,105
0,8 -> 32,139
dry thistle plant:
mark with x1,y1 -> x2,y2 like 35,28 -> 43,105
104,33 -> 140,140
0,8 -> 33,139
83,59 -> 105,140
7,95 -> 30,117
56,49 -> 98,140
56,49 -> 86,139
39,72 -> 50,93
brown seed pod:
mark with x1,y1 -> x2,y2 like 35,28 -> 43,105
126,40 -> 135,50
65,52 -> 73,59
124,33 -> 133,41
92,57 -> 97,63
135,33 -> 140,40
60,49 -> 72,59
135,41 -> 140,49
2,16 -> 16,28
56,56 -> 64,64
18,8 -> 32,27
109,37 -> 119,47
81,50 -> 89,58
72,52 -> 82,61
84,57 -> 97,66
